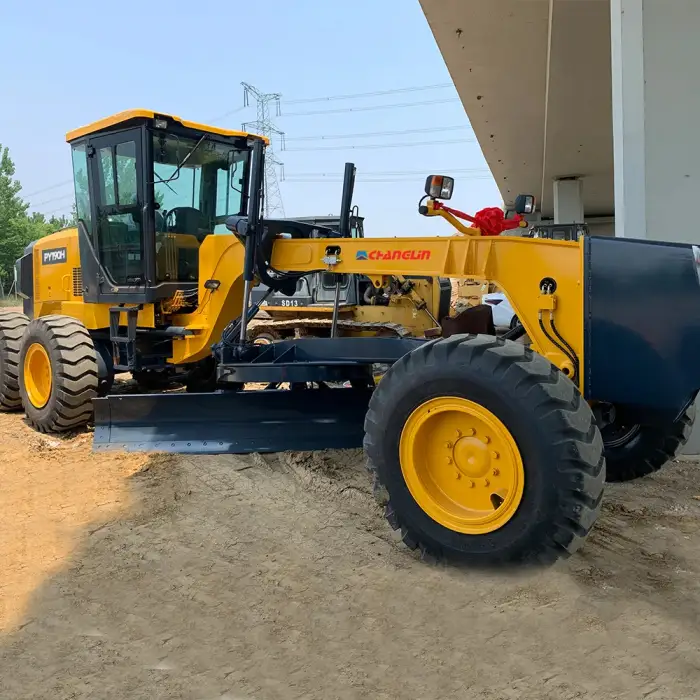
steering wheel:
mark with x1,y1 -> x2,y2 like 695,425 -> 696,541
165,207 -> 203,233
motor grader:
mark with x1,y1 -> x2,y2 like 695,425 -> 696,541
6,109 -> 697,568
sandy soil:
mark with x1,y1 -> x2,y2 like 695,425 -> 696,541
1,411 -> 700,700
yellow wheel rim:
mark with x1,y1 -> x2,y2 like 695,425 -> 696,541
400,397 -> 524,534
24,343 -> 53,409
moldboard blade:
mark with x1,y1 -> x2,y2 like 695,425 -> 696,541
92,388 -> 371,454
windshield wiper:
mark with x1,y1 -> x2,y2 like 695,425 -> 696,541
163,134 -> 207,184
151,134 -> 208,188
153,173 -> 178,195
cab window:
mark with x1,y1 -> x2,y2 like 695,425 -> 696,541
152,133 -> 249,283
92,136 -> 144,286
350,219 -> 364,238
71,144 -> 91,228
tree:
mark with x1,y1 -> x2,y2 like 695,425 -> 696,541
0,145 -> 35,288
0,145 -> 64,292
0,145 -> 29,237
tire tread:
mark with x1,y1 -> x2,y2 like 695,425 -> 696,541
364,334 -> 605,566
604,405 -> 695,482
20,315 -> 98,433
0,312 -> 29,410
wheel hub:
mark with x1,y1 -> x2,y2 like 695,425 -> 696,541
453,436 -> 491,479
24,342 -> 52,409
400,397 -> 524,534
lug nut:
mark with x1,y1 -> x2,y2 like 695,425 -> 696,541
483,478 -> 490,487
466,428 -> 475,437
445,441 -> 453,449
455,429 -> 462,438
483,435 -> 491,444
468,480 -> 475,488
446,456 -> 453,465
455,471 -> 461,480
492,468 -> 500,476
492,451 -> 499,460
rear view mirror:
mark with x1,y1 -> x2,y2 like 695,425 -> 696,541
514,194 -> 536,215
425,175 -> 454,200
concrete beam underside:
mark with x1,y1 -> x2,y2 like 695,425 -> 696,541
419,0 -> 613,218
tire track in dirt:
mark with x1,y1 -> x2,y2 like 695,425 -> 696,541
2,413 -> 700,699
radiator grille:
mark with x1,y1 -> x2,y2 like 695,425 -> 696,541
72,268 -> 83,297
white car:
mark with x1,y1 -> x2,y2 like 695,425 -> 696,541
482,292 -> 518,329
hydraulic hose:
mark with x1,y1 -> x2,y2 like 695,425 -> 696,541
537,313 -> 579,384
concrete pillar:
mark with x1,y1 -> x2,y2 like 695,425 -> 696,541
641,1 -> 700,244
553,178 -> 584,224
610,0 -> 647,239
610,0 -> 700,451
611,0 -> 700,242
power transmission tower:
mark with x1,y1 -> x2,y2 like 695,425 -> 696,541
241,82 -> 285,217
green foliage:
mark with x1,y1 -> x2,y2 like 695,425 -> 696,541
0,145 -> 75,292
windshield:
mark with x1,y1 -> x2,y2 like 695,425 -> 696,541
152,133 -> 249,282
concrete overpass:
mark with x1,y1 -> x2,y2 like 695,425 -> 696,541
419,0 -> 700,240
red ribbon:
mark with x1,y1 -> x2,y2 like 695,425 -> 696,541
433,201 -> 524,236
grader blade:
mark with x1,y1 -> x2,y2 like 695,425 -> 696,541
92,388 -> 372,454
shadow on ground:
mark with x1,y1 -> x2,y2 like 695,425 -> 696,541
2,446 -> 700,700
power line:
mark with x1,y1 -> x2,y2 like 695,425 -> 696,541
284,176 -> 493,184
26,86 -> 462,196
285,168 -> 489,177
206,104 -> 249,125
39,203 -> 75,217
280,98 -> 461,118
284,125 -> 471,143
30,192 -> 75,208
210,83 -> 456,123
283,82 -> 454,105
284,138 -> 475,152
22,179 -> 73,198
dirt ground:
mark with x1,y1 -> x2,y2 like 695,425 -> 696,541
1,411 -> 700,699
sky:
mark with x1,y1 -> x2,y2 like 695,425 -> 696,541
1,0 -> 501,237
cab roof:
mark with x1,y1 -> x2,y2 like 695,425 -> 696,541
65,109 -> 269,144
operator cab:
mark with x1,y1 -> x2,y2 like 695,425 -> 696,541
66,109 -> 267,304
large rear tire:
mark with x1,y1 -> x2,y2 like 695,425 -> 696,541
0,312 -> 29,410
185,356 -> 221,393
602,406 -> 695,482
364,335 -> 605,566
132,368 -> 182,392
19,315 -> 98,433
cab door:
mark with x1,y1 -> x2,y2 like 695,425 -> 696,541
86,128 -> 150,300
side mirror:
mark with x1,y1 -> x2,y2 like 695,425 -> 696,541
424,175 -> 454,201
514,194 -> 536,215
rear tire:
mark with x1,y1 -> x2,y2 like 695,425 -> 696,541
93,341 -> 115,397
364,335 -> 605,566
132,369 -> 181,391
0,312 -> 29,410
185,356 -> 220,393
19,315 -> 98,433
602,406 -> 695,482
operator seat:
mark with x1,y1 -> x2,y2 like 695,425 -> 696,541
167,207 -> 208,240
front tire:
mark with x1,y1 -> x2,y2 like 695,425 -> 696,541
0,312 -> 29,410
19,315 -> 98,433
602,406 -> 695,482
364,335 -> 605,566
